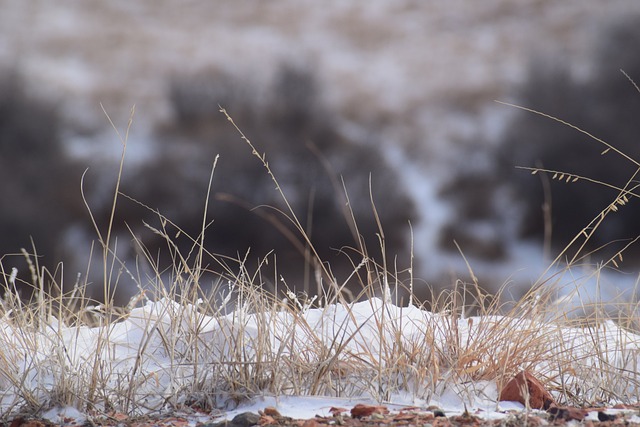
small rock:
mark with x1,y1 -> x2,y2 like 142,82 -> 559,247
548,406 -> 586,422
597,411 -> 617,422
432,410 -> 446,418
350,404 -> 388,418
203,412 -> 261,427
262,407 -> 281,417
232,412 -> 261,427
499,370 -> 555,410
9,420 -> 49,427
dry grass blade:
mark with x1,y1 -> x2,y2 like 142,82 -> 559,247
4,94 -> 640,420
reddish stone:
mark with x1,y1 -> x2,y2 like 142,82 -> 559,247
350,404 -> 389,418
263,407 -> 282,417
393,412 -> 418,421
499,370 -> 555,410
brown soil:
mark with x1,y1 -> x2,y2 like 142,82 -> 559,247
7,404 -> 640,427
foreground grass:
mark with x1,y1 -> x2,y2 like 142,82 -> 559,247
1,106 -> 640,419
2,253 -> 640,418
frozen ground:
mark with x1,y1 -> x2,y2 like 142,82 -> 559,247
2,1 -> 640,295
4,295 -> 640,420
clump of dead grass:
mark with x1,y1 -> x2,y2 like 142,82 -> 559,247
2,95 -> 640,419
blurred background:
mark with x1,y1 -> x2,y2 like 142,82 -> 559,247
2,0 -> 640,304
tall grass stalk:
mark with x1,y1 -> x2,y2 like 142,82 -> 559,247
1,103 -> 640,420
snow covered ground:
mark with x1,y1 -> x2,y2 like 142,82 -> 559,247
3,290 -> 640,419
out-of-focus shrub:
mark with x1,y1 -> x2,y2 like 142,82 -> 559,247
441,15 -> 640,264
115,64 -> 416,293
499,15 -> 640,259
0,70 -> 85,288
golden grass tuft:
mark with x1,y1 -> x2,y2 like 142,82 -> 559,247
2,99 -> 640,419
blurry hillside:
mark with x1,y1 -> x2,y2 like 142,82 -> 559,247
442,14 -> 640,268
1,1 -> 640,302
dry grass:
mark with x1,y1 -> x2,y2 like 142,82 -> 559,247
2,102 -> 640,420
